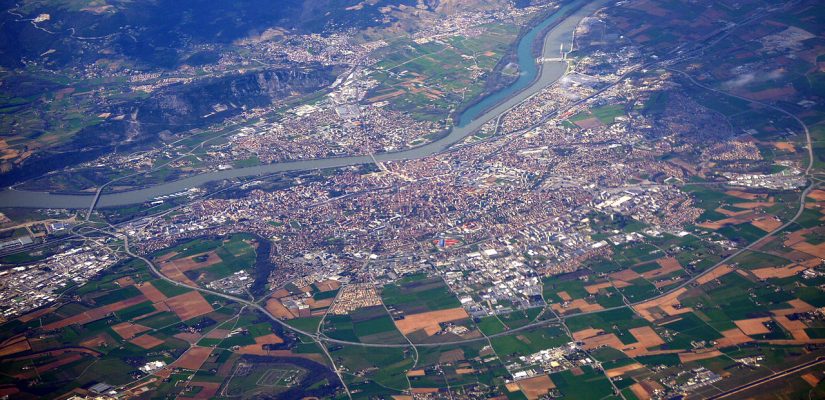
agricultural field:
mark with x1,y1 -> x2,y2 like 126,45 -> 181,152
381,273 -> 462,313
327,344 -> 414,399
0,0 -> 824,398
0,256 -> 339,399
550,366 -> 616,400
410,341 -> 510,397
568,103 -> 626,128
152,234 -> 259,292
321,305 -> 407,344
264,277 -> 341,324
222,357 -> 337,399
490,325 -> 570,361
0,70 -> 140,180
380,274 -> 482,344
367,22 -> 520,122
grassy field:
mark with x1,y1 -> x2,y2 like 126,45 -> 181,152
551,366 -> 615,400
490,325 -> 570,359
566,308 -> 648,339
152,233 -> 258,287
659,312 -> 723,349
322,306 -> 407,344
367,22 -> 519,122
224,362 -> 308,397
381,274 -> 460,314
329,344 -> 413,394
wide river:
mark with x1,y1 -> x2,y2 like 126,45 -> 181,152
0,0 -> 605,210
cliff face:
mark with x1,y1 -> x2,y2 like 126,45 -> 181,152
0,0 -> 420,68
0,65 -> 337,187
138,66 -> 337,127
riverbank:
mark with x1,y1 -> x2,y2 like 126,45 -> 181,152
0,0 -> 606,210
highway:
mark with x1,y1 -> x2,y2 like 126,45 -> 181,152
61,2 -> 820,397
13,0 -> 821,396
0,0 -> 608,211
111,80 -> 816,347
78,0 -> 816,351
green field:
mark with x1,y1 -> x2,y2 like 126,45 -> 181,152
224,362 -> 308,397
322,306 -> 407,344
368,22 -> 519,122
329,344 -> 413,393
490,325 -> 570,359
659,312 -> 723,349
542,277 -> 590,301
551,366 -> 615,400
566,308 -> 649,340
381,274 -> 461,314
152,234 -> 258,286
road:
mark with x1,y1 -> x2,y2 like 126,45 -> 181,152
112,226 -> 567,347
11,0 -> 817,395
69,2 -> 820,396
79,0 -> 816,351
707,356 -> 825,399
0,0 -> 605,211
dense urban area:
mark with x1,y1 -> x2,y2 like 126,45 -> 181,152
0,0 -> 824,399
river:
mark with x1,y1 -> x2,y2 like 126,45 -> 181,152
0,0 -> 606,210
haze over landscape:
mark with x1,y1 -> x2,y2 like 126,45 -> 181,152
0,0 -> 823,399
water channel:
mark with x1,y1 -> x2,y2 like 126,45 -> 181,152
0,0 -> 606,209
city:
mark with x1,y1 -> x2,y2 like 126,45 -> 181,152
0,0 -> 823,399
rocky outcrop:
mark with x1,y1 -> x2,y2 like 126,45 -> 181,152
139,66 -> 337,128
0,65 -> 337,186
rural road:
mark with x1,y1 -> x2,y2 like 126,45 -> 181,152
95,0 -> 817,351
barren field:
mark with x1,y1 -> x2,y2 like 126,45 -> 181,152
585,280 -> 630,294
551,298 -> 604,314
634,288 -> 691,321
606,363 -> 644,378
188,381 -> 221,400
265,298 -> 296,319
629,326 -> 665,348
173,346 -> 213,370
751,216 -> 782,232
801,373 -> 822,387
136,282 -> 168,303
572,328 -> 603,341
678,350 -> 722,363
734,317 -> 772,335
516,374 -> 556,400
610,269 -> 641,282
165,291 -> 214,321
158,251 -> 222,286
17,307 -> 56,323
771,300 -> 816,320
0,339 -> 30,357
642,257 -> 683,279
394,307 -> 469,335
130,334 -> 165,349
725,190 -> 763,200
751,264 -> 806,279
116,276 -> 135,287
630,383 -> 652,400
807,189 -> 825,201
696,264 -> 734,284
42,295 -> 148,330
111,322 -> 151,339
791,241 -> 825,259
581,333 -> 625,351
716,328 -> 752,347
574,117 -> 603,129
774,315 -> 809,340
